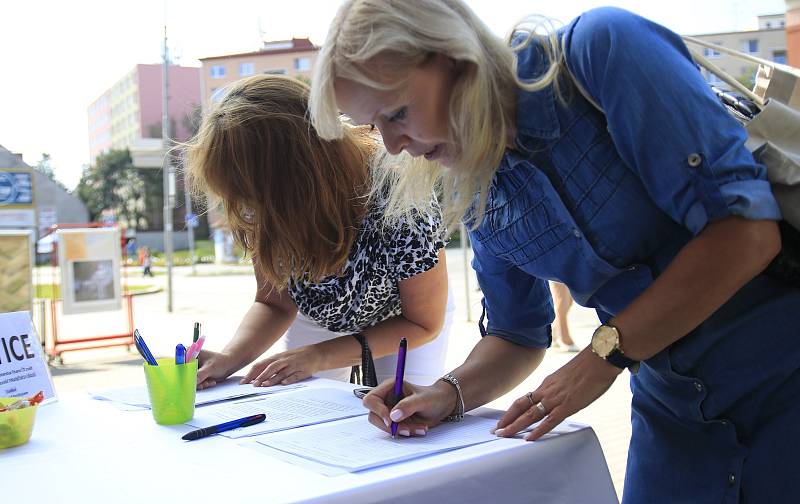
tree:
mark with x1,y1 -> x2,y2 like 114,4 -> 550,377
34,153 -> 67,190
75,149 -> 149,227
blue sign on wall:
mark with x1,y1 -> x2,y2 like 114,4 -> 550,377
0,171 -> 34,206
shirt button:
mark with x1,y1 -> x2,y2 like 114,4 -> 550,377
572,229 -> 581,238
720,420 -> 728,426
694,382 -> 704,392
728,473 -> 736,485
687,153 -> 702,167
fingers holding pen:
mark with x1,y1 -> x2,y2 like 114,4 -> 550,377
363,380 -> 430,437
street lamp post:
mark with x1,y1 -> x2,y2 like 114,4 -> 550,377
162,25 -> 175,312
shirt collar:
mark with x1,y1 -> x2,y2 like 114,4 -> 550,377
510,32 -> 561,141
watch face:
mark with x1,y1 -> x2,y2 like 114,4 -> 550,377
592,326 -> 619,358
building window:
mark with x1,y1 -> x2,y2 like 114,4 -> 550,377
703,43 -> 722,59
742,39 -> 758,54
210,65 -> 226,78
210,87 -> 227,103
765,22 -> 772,28
294,57 -> 311,71
239,62 -> 255,76
773,50 -> 787,65
263,69 -> 287,75
706,72 -> 723,86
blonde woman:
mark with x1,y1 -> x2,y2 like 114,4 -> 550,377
185,75 -> 453,393
310,1 -> 800,501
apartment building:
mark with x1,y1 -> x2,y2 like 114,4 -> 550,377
198,38 -> 318,110
87,64 -> 200,164
688,14 -> 787,88
788,0 -> 800,66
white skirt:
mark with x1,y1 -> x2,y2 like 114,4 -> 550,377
279,287 -> 455,386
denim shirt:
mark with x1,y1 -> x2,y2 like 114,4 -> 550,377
470,7 -> 781,348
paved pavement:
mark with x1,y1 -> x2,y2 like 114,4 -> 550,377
43,247 -> 631,500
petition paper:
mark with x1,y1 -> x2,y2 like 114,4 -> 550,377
89,377 -> 303,409
186,387 -> 367,437
254,414 -> 502,472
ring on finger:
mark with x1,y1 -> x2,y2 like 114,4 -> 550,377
526,392 -> 535,406
535,401 -> 548,415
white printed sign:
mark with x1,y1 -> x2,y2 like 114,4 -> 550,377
0,312 -> 56,403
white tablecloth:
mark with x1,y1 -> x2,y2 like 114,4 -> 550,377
4,380 -> 618,503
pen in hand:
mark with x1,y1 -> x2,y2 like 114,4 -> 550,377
182,413 -> 266,441
390,338 -> 408,438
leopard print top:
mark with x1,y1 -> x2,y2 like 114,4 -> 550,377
288,195 -> 445,333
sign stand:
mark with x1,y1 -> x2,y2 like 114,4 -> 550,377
40,223 -> 135,364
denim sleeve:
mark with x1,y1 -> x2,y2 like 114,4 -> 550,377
470,232 -> 553,348
563,7 -> 781,235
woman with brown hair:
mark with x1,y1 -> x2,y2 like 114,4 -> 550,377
184,75 -> 452,402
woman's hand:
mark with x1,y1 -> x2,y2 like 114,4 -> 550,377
242,345 -> 326,386
362,378 -> 459,437
494,347 -> 622,441
196,350 -> 238,390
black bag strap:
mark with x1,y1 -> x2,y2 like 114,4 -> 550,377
350,333 -> 378,387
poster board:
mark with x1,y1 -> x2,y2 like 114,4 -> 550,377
0,311 -> 56,402
0,169 -> 34,208
57,227 -> 122,315
0,230 -> 33,314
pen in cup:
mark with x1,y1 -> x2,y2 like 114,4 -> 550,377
134,329 -> 158,366
390,337 -> 407,438
193,335 -> 206,360
175,344 -> 186,365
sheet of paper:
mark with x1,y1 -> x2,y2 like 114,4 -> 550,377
89,377 -> 304,409
252,414 -> 502,473
186,387 -> 367,438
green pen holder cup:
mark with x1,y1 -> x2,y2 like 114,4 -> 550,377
143,358 -> 198,425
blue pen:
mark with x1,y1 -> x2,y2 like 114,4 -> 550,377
175,343 -> 186,365
134,329 -> 158,366
181,414 -> 267,441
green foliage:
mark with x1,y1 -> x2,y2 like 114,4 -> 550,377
35,153 -> 54,179
34,153 -> 67,190
35,283 -> 154,299
151,239 -> 219,265
75,149 -> 155,228
735,67 -> 757,90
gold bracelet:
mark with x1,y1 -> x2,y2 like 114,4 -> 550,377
438,372 -> 465,422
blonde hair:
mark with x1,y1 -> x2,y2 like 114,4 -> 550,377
309,0 -> 562,229
184,75 -> 372,289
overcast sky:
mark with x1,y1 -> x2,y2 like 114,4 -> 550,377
0,0 -> 786,190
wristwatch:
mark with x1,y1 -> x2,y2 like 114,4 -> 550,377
591,324 -> 639,372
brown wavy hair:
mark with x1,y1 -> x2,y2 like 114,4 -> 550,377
184,75 -> 371,289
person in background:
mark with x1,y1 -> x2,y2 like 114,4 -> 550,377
125,238 -> 136,264
549,281 -> 577,352
184,74 -> 454,393
309,1 -> 800,501
141,246 -> 154,278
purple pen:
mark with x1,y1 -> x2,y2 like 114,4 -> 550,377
390,338 -> 408,438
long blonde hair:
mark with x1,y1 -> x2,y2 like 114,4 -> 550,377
309,0 -> 562,229
184,75 -> 372,289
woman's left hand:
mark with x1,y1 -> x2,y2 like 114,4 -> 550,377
242,345 -> 326,386
494,347 -> 622,441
